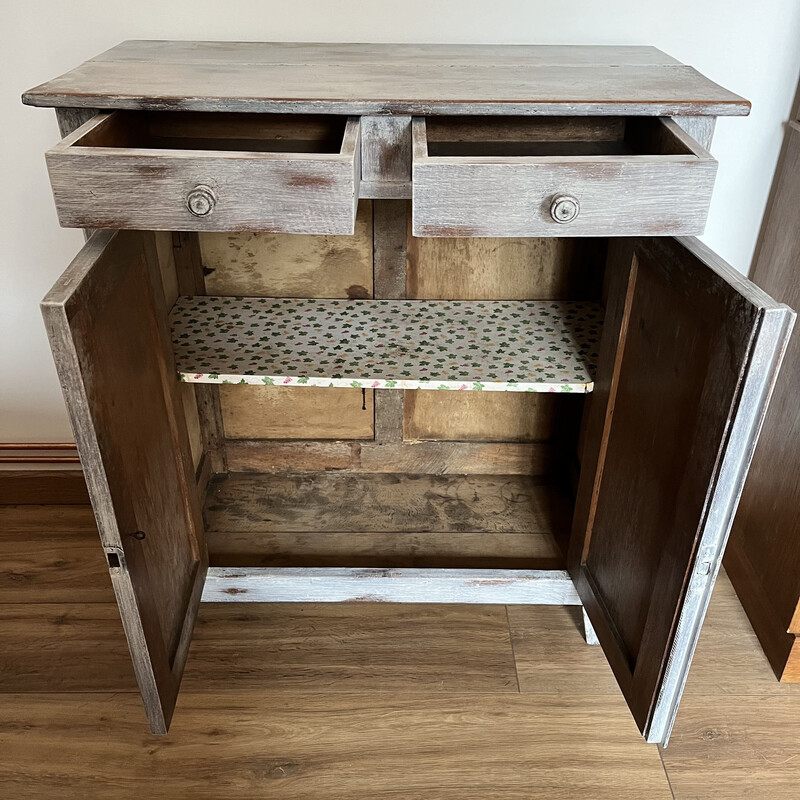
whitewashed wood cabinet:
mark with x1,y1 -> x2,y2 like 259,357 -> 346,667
24,41 -> 795,745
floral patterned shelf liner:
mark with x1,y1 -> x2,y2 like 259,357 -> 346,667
170,296 -> 603,393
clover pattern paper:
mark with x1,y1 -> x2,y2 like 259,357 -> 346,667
170,296 -> 603,393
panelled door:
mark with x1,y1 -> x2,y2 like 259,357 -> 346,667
42,229 -> 207,734
570,235 -> 795,745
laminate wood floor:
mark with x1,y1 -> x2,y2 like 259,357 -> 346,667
1,488 -> 799,798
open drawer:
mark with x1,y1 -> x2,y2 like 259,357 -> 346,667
412,116 -> 717,237
45,112 -> 361,234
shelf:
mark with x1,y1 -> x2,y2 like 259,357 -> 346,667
170,296 -> 602,393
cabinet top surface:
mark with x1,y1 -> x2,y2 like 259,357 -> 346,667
23,40 -> 749,116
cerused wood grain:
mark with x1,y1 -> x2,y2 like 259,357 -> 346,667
30,41 -> 790,748
46,112 -> 361,233
361,117 -> 412,182
40,230 -> 208,734
202,567 -> 581,604
412,116 -> 718,237
23,41 -> 749,117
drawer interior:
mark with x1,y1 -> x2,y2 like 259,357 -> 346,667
424,116 -> 698,158
71,111 -> 350,154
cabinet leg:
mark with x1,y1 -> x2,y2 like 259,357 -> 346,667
582,607 -> 600,645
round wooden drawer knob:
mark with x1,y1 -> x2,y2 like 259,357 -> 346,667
550,194 -> 580,224
186,185 -> 216,216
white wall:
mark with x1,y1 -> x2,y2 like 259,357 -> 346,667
2,0 -> 799,442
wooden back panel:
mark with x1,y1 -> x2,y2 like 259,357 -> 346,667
41,230 -> 207,733
200,201 -> 603,461
199,201 -> 374,440
406,231 -> 605,444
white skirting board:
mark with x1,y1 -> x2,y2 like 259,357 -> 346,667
201,567 -> 583,605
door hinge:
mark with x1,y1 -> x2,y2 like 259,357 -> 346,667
696,545 -> 716,576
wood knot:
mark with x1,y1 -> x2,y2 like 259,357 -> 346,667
261,759 -> 302,779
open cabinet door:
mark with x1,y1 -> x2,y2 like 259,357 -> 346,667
570,236 -> 794,745
42,230 -> 207,734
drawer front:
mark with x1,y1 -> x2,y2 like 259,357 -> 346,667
411,117 -> 718,237
45,112 -> 361,234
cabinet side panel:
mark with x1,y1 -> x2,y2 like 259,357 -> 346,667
152,230 -> 204,471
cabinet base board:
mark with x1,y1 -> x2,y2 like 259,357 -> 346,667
201,566 -> 581,605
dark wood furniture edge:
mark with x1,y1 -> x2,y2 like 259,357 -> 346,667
725,101 -> 800,681
0,470 -> 88,505
725,538 -> 798,680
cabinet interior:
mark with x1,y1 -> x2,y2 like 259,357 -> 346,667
158,201 -> 609,573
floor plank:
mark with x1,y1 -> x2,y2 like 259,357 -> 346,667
660,573 -> 800,799
0,531 -> 112,603
0,602 -> 518,695
184,602 -> 519,693
0,504 -> 110,604
4,490 -> 800,796
0,604 -> 136,692
663,696 -> 800,799
0,693 -> 672,800
508,603 -> 621,695
680,572 -> 800,697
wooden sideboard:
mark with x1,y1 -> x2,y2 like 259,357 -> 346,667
23,41 -> 795,745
